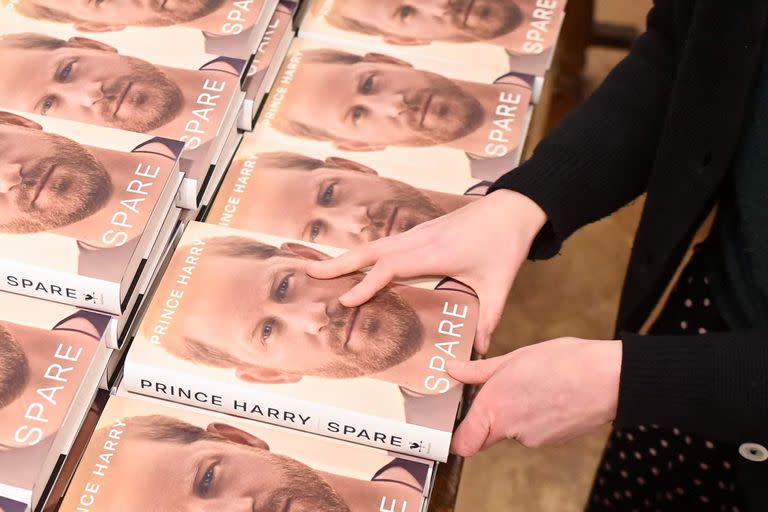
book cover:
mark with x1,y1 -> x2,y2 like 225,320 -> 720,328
240,0 -> 298,128
206,130 -> 487,248
0,302 -> 111,507
124,221 -> 478,461
299,0 -> 566,78
60,392 -> 434,512
0,25 -> 246,207
0,110 -> 181,313
255,37 -> 533,183
3,0 -> 271,60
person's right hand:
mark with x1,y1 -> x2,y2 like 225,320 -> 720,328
306,189 -> 548,353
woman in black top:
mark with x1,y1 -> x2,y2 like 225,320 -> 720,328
307,1 -> 768,510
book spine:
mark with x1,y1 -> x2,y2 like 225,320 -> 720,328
123,361 -> 452,461
0,259 -> 121,315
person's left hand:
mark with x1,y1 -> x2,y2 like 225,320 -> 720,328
447,337 -> 623,456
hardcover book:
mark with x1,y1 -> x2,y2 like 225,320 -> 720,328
299,0 -> 566,81
240,0 -> 298,128
0,21 -> 246,208
0,299 -> 112,509
0,110 -> 182,315
206,129 -> 489,248
254,37 -> 533,183
124,221 -> 478,461
59,392 -> 435,512
4,0 -> 275,55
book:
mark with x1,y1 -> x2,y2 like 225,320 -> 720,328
0,111 -> 182,315
123,221 -> 478,461
59,391 -> 435,512
4,0 -> 283,135
0,22 -> 247,208
240,1 -> 298,129
0,300 -> 112,509
299,0 -> 566,83
5,0 -> 275,53
255,37 -> 533,183
205,128 -> 489,248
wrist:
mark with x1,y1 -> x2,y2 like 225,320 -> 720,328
487,189 -> 548,245
592,339 -> 623,422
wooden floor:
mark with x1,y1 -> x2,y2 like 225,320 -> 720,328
455,1 -> 652,510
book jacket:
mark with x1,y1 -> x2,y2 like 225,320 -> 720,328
206,128 -> 489,248
255,37 -> 533,183
0,110 -> 181,313
299,0 -> 566,78
0,298 -> 111,507
60,393 -> 435,512
124,221 -> 478,461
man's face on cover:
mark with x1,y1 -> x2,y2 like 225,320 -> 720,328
175,241 -> 423,382
279,52 -> 484,150
99,423 -> 351,512
18,0 -> 227,29
328,0 -> 524,44
245,156 -> 446,247
0,113 -> 112,233
0,35 -> 183,133
0,322 -> 29,412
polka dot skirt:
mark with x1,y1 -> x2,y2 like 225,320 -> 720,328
586,250 -> 747,511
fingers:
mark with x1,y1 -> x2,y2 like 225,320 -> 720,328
446,354 -> 513,384
305,245 -> 380,280
338,263 -> 394,307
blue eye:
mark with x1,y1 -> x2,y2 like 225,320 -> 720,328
398,5 -> 415,20
310,221 -> 322,242
320,184 -> 335,205
59,62 -> 73,81
196,463 -> 217,497
276,276 -> 290,300
351,106 -> 366,124
40,96 -> 56,114
361,75 -> 375,94
262,320 -> 274,341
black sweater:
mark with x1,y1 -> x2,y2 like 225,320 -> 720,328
490,0 -> 768,507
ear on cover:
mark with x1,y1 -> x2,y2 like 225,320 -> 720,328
0,111 -> 42,130
325,156 -> 378,175
73,22 -> 127,33
206,422 -> 270,450
235,366 -> 303,385
383,35 -> 431,46
67,36 -> 119,53
281,242 -> 331,261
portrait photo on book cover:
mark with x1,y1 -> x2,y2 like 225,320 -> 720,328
64,401 -> 429,512
261,41 -> 532,180
208,150 -> 489,249
137,225 -> 477,427
0,110 -> 178,281
307,0 -> 563,69
0,32 -> 242,148
6,0 -> 261,38
0,312 -> 105,453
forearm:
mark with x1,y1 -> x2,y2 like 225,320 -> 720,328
616,329 -> 768,444
491,1 -> 677,258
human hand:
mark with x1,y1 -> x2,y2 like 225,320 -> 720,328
448,337 -> 622,455
306,190 -> 547,353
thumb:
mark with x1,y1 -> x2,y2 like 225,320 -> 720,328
451,397 -> 492,457
446,354 -> 512,384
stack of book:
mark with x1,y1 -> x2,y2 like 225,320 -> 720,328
0,1 -> 298,510
0,0 -> 567,510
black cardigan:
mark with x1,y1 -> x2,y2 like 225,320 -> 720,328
490,0 -> 768,507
